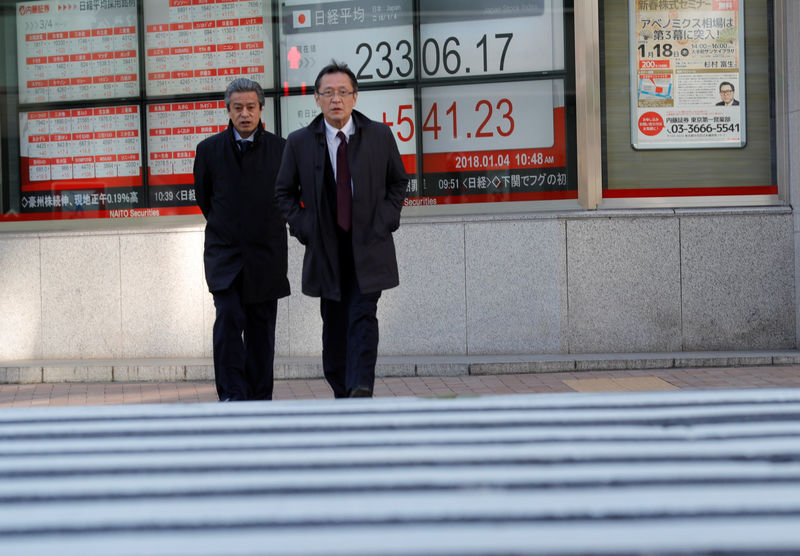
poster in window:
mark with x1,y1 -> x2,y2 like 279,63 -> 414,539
16,0 -> 139,104
630,0 -> 746,149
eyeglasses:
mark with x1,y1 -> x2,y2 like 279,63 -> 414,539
720,89 -> 734,94
317,90 -> 355,99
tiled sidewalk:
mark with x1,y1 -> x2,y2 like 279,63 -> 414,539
2,364 -> 800,407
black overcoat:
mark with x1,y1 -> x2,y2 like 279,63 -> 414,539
274,110 -> 408,300
194,123 -> 290,303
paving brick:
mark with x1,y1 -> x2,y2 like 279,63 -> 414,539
612,377 -> 679,391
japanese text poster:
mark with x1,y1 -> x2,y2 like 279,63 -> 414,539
630,0 -> 745,149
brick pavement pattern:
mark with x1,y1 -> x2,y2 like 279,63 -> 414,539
2,364 -> 800,407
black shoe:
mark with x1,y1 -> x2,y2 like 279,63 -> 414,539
348,387 -> 373,398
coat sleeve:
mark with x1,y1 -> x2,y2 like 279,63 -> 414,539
380,126 -> 409,233
193,139 -> 212,219
274,136 -> 311,245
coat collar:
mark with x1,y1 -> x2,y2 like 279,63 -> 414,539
226,121 -> 264,145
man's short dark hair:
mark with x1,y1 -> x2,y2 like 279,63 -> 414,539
719,81 -> 735,92
224,78 -> 265,110
314,61 -> 358,93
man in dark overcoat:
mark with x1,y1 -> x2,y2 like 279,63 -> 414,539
194,78 -> 289,401
275,61 -> 408,398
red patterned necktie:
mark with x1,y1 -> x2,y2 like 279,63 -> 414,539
336,131 -> 352,231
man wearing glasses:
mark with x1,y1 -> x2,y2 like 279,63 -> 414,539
275,61 -> 408,398
716,82 -> 739,106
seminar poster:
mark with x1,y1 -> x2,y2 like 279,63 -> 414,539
630,0 -> 746,149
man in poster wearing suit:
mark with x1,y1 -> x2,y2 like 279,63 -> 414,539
194,78 -> 290,401
275,61 -> 408,398
716,81 -> 740,106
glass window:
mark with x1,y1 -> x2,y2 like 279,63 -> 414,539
278,0 -> 578,213
279,87 -> 418,197
0,0 -> 577,224
18,105 -> 143,216
278,0 -> 415,88
418,0 -> 565,78
601,0 -> 776,205
419,80 -> 571,205
16,0 -> 139,104
143,0 -> 274,95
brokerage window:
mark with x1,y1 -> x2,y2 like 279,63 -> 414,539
0,0 -> 576,223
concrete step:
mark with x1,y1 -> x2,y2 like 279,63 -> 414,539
2,350 -> 800,384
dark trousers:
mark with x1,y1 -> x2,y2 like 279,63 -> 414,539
212,274 -> 278,401
320,230 -> 381,398
320,282 -> 381,398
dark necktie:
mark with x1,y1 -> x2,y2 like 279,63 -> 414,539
238,139 -> 250,153
336,131 -> 352,231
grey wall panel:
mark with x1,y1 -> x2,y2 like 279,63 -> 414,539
274,297 -> 290,358
792,110 -> 800,234
680,213 -> 795,350
464,219 -> 566,354
789,2 -> 800,347
379,222 -> 467,356
566,216 -> 682,353
202,285 -> 214,358
285,239 -> 322,357
795,229 -> 800,350
120,231 -> 205,358
793,108 -> 800,351
40,234 -> 122,359
2,209 -> 797,364
0,236 -> 42,360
